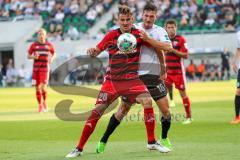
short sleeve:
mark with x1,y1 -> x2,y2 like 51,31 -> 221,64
157,27 -> 171,43
180,36 -> 188,53
96,31 -> 113,51
237,31 -> 240,49
49,43 -> 55,56
28,43 -> 35,55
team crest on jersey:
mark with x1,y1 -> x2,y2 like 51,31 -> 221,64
45,45 -> 49,50
172,41 -> 178,47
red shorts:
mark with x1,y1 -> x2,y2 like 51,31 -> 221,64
96,79 -> 149,104
32,70 -> 49,85
165,74 -> 186,90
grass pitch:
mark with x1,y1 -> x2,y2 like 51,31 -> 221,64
0,81 -> 239,160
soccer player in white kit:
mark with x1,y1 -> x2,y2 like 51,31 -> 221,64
96,3 -> 174,153
231,30 -> 240,124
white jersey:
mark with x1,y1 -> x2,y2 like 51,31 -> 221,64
237,30 -> 240,69
237,30 -> 240,49
136,22 -> 171,76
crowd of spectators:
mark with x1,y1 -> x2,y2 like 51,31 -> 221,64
0,0 -> 115,41
105,0 -> 239,33
0,59 -> 31,87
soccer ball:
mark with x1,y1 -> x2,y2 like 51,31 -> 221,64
117,33 -> 137,52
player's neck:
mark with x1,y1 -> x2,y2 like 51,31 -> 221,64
169,35 -> 176,39
120,28 -> 131,33
38,40 -> 46,44
142,23 -> 153,30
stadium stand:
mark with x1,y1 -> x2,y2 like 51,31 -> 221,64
0,0 -> 116,41
0,0 -> 239,86
103,0 -> 239,34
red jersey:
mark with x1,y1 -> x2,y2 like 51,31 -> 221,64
28,41 -> 55,72
97,28 -> 145,81
165,35 -> 188,75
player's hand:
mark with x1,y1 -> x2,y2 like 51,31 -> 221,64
33,54 -> 39,60
139,30 -> 149,41
87,48 -> 99,57
160,73 -> 167,81
232,63 -> 238,73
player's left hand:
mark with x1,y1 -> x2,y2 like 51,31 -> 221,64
139,30 -> 149,41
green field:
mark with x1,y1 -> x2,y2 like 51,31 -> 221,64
0,81 -> 240,160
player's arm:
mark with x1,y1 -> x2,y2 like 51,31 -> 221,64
140,30 -> 172,52
50,52 -> 56,63
49,44 -> 56,63
156,49 -> 166,80
27,43 -> 39,60
27,54 -> 39,60
88,32 -> 112,57
169,48 -> 188,58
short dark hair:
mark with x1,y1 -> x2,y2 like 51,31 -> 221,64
143,3 -> 157,12
165,19 -> 177,27
118,5 -> 132,16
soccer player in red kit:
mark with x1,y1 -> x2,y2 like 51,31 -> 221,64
66,5 -> 169,158
164,20 -> 193,124
28,28 -> 55,113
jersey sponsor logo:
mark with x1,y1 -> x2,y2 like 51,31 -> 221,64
116,48 -> 137,55
36,51 -> 49,55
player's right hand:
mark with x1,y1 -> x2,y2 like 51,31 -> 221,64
87,48 -> 99,57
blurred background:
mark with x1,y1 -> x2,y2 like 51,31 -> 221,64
0,0 -> 239,87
